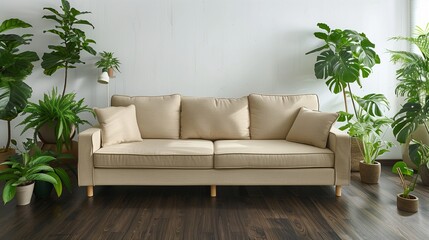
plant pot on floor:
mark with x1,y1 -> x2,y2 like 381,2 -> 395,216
419,165 -> 429,186
34,181 -> 53,199
351,138 -> 363,172
0,148 -> 15,170
397,194 -> 419,213
359,161 -> 381,184
16,182 -> 35,206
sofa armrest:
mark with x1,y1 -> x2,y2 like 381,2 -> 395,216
327,127 -> 351,185
78,127 -> 102,186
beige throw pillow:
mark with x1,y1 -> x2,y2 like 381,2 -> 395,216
94,105 -> 143,146
286,107 -> 338,148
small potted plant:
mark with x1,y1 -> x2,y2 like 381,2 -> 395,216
0,18 -> 39,166
338,93 -> 393,183
392,160 -> 419,213
95,51 -> 121,78
20,88 -> 94,152
0,139 -> 70,205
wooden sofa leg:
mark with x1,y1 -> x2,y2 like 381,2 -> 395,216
335,185 -> 342,197
87,186 -> 94,198
210,185 -> 216,197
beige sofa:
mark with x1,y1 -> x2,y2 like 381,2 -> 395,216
78,94 -> 350,198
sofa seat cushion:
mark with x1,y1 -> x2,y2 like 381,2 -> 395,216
94,140 -> 214,169
214,140 -> 334,169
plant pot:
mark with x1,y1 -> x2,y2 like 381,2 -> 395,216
359,161 -> 381,184
351,138 -> 363,172
402,124 -> 429,170
38,121 -> 76,144
107,68 -> 114,78
0,148 -> 15,170
16,182 -> 35,206
419,165 -> 429,186
397,193 -> 419,213
34,181 -> 53,199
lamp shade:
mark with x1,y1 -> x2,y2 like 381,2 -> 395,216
98,71 -> 110,84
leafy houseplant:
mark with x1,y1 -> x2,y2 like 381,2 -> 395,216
0,18 -> 39,155
392,160 -> 420,212
95,51 -> 121,77
306,23 -> 392,176
20,88 -> 94,152
0,139 -> 71,205
42,0 -> 96,96
390,24 -> 429,179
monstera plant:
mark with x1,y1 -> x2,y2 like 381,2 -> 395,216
306,23 -> 392,177
0,18 -> 39,155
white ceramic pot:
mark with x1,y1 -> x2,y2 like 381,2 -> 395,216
16,182 -> 35,206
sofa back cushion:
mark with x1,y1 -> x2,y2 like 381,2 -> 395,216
248,94 -> 319,139
181,97 -> 250,140
111,94 -> 181,139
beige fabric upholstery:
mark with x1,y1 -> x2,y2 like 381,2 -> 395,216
286,107 -> 338,148
327,128 -> 351,185
94,140 -> 214,169
78,127 -> 102,186
248,94 -> 319,139
214,140 -> 334,169
111,94 -> 181,139
94,105 -> 142,146
92,168 -> 335,186
181,97 -> 250,140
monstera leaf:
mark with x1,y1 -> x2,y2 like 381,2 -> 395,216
0,80 -> 32,121
353,93 -> 390,117
392,99 -> 429,143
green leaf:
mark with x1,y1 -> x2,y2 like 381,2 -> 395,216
29,155 -> 55,167
314,32 -> 327,40
317,23 -> 330,33
54,167 -> 71,192
408,143 -> 422,167
0,18 -> 32,33
2,180 -> 16,204
46,171 -> 62,197
392,161 -> 414,176
0,81 -> 33,121
27,173 -> 57,185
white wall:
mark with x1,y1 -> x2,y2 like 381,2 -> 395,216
0,0 -> 410,159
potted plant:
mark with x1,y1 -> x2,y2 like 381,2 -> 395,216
306,23 -> 383,172
0,18 -> 39,167
20,88 -> 94,152
338,94 -> 393,183
95,51 -> 121,78
390,24 -> 429,181
0,139 -> 71,205
392,160 -> 420,213
26,0 -> 97,151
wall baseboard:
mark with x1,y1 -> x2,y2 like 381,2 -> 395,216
378,159 -> 400,166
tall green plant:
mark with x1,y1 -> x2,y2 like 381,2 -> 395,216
42,0 -> 96,96
0,18 -> 39,151
306,23 -> 380,113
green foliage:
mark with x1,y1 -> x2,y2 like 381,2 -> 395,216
0,18 -> 39,150
390,24 -> 429,103
338,93 -> 393,164
0,139 -> 71,204
41,0 -> 96,94
95,51 -> 121,72
392,161 -> 418,198
306,23 -> 380,94
392,99 -> 429,144
20,88 -> 94,152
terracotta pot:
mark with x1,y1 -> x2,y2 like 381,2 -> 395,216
359,161 -> 381,184
397,194 -> 419,213
16,182 -> 35,206
402,124 -> 429,170
351,138 -> 363,172
419,165 -> 429,186
107,68 -> 114,78
38,122 -> 76,144
0,148 -> 15,170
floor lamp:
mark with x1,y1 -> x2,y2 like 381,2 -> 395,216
98,71 -> 110,106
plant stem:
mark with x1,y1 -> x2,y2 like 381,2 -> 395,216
5,120 -> 11,150
62,63 -> 68,97
342,89 -> 349,113
347,83 -> 358,117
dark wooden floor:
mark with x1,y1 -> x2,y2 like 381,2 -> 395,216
1,167 -> 429,240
